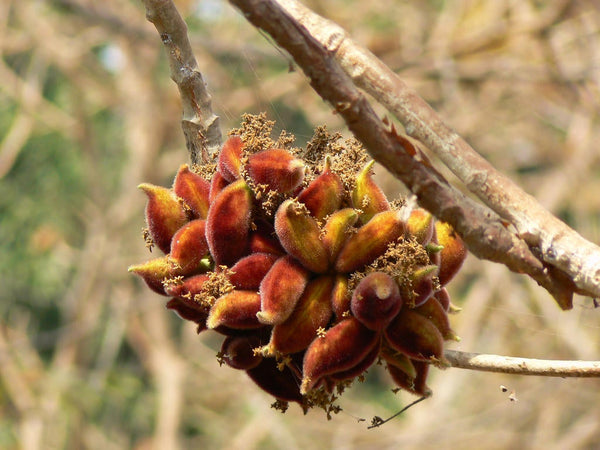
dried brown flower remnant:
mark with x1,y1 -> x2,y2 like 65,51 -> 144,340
129,116 -> 467,416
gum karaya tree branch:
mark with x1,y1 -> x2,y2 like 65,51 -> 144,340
142,0 -> 222,164
139,0 -> 600,390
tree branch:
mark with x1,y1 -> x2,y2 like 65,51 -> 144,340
267,0 -> 600,302
445,350 -> 600,377
141,0 -> 221,164
229,0 -> 581,309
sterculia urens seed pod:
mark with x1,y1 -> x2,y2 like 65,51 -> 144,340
129,114 -> 466,417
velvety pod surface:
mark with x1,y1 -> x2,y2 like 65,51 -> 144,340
130,115 -> 466,417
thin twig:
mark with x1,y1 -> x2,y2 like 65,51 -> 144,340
228,0 -> 576,308
445,349 -> 600,377
273,0 -> 600,302
141,0 -> 221,164
367,396 -> 428,429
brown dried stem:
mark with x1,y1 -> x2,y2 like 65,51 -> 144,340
445,349 -> 600,377
228,0 -> 583,309
141,0 -> 221,164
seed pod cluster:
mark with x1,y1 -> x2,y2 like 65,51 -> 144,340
129,116 -> 467,415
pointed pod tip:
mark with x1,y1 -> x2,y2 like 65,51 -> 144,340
206,313 -> 220,330
137,182 -> 153,192
290,159 -> 305,170
363,160 -> 375,172
137,183 -> 171,199
173,165 -> 192,182
448,332 -> 461,342
426,243 -> 445,253
448,303 -> 462,314
256,311 -> 277,326
413,264 -> 439,279
281,198 -> 294,212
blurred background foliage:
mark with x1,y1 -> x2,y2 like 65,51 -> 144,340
1,0 -> 599,448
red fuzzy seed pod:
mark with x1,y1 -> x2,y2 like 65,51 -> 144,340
206,179 -> 253,266
351,160 -> 390,223
206,291 -> 264,330
164,273 -> 211,301
406,208 -> 434,246
321,208 -> 359,263
414,296 -> 460,342
387,361 -> 432,397
128,256 -> 175,295
247,149 -> 305,193
384,309 -> 446,364
351,272 -> 403,331
410,265 -> 438,308
166,297 -> 208,327
301,317 -> 378,394
209,170 -> 229,203
246,358 -> 303,403
329,339 -> 380,382
228,253 -> 279,291
381,347 -> 417,379
173,165 -> 211,219
433,288 -> 450,312
170,219 -> 209,273
248,227 -> 285,255
296,157 -> 344,220
217,136 -> 244,182
138,183 -> 188,254
412,279 -> 434,308
221,334 -> 263,370
387,362 -> 415,394
412,360 -> 433,397
211,325 -> 261,337
268,275 -> 334,355
257,255 -> 310,325
435,221 -> 467,286
335,210 -> 405,273
330,274 -> 351,320
274,199 -> 329,273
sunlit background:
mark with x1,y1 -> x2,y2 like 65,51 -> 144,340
1,1 -> 599,448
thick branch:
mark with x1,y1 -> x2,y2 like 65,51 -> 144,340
445,350 -> 600,377
275,0 -> 600,300
229,0 -> 575,308
142,0 -> 221,164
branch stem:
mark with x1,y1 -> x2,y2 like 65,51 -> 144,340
142,0 -> 221,164
445,349 -> 600,377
